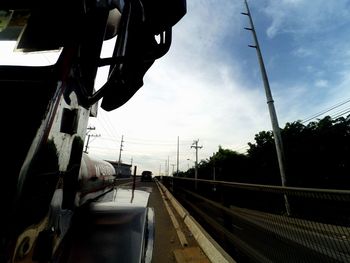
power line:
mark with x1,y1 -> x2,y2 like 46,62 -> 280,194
331,107 -> 350,120
88,145 -> 119,150
301,98 -> 350,123
329,106 -> 350,116
122,136 -> 193,144
97,135 -> 192,147
98,112 -> 121,141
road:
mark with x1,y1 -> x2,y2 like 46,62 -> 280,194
188,198 -> 350,262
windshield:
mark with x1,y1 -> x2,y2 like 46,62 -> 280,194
0,41 -> 61,66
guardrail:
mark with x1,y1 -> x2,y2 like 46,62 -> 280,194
159,176 -> 350,263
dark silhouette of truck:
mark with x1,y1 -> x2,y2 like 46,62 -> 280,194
141,171 -> 153,182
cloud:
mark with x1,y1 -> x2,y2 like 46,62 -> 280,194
261,0 -> 350,38
292,47 -> 314,58
89,0 -> 350,174
90,1 -> 274,172
315,79 -> 328,88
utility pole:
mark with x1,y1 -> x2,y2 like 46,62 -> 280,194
168,156 -> 170,176
84,126 -> 99,154
191,139 -> 202,190
130,157 -> 133,173
117,135 -> 124,176
84,134 -> 91,154
176,136 -> 179,176
171,164 -> 175,175
165,160 -> 167,176
242,0 -> 290,215
212,153 -> 216,191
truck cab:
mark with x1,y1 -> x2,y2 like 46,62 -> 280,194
141,171 -> 153,182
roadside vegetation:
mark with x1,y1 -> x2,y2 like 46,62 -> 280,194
177,115 -> 350,189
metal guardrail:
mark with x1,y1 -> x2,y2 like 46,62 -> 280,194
159,176 -> 350,263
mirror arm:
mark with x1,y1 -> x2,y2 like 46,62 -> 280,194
98,56 -> 126,67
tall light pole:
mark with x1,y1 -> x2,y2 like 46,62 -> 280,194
242,0 -> 290,215
191,139 -> 202,190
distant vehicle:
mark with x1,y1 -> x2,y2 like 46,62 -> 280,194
141,171 -> 153,182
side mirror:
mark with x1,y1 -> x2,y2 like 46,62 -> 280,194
99,0 -> 186,111
142,0 -> 187,35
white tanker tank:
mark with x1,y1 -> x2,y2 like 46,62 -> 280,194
78,153 -> 116,205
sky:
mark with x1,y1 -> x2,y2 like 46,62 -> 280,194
2,0 -> 350,175
86,0 -> 350,174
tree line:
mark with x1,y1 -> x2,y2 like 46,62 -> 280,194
177,115 -> 350,189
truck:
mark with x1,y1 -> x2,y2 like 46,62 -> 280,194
0,1 -> 186,262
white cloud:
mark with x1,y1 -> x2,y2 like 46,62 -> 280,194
88,1 -> 273,172
315,79 -> 328,88
262,0 -> 350,38
292,47 -> 314,58
93,54 -> 271,172
329,69 -> 350,100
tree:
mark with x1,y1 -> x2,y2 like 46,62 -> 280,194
181,115 -> 350,189
247,131 -> 281,184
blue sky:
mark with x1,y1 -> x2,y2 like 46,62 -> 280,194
87,0 -> 350,174
2,1 -> 348,174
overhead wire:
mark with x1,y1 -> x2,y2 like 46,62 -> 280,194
301,98 -> 350,123
330,107 -> 350,120
98,112 -> 121,139
332,108 -> 350,119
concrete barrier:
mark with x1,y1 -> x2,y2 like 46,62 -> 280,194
155,179 -> 236,263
